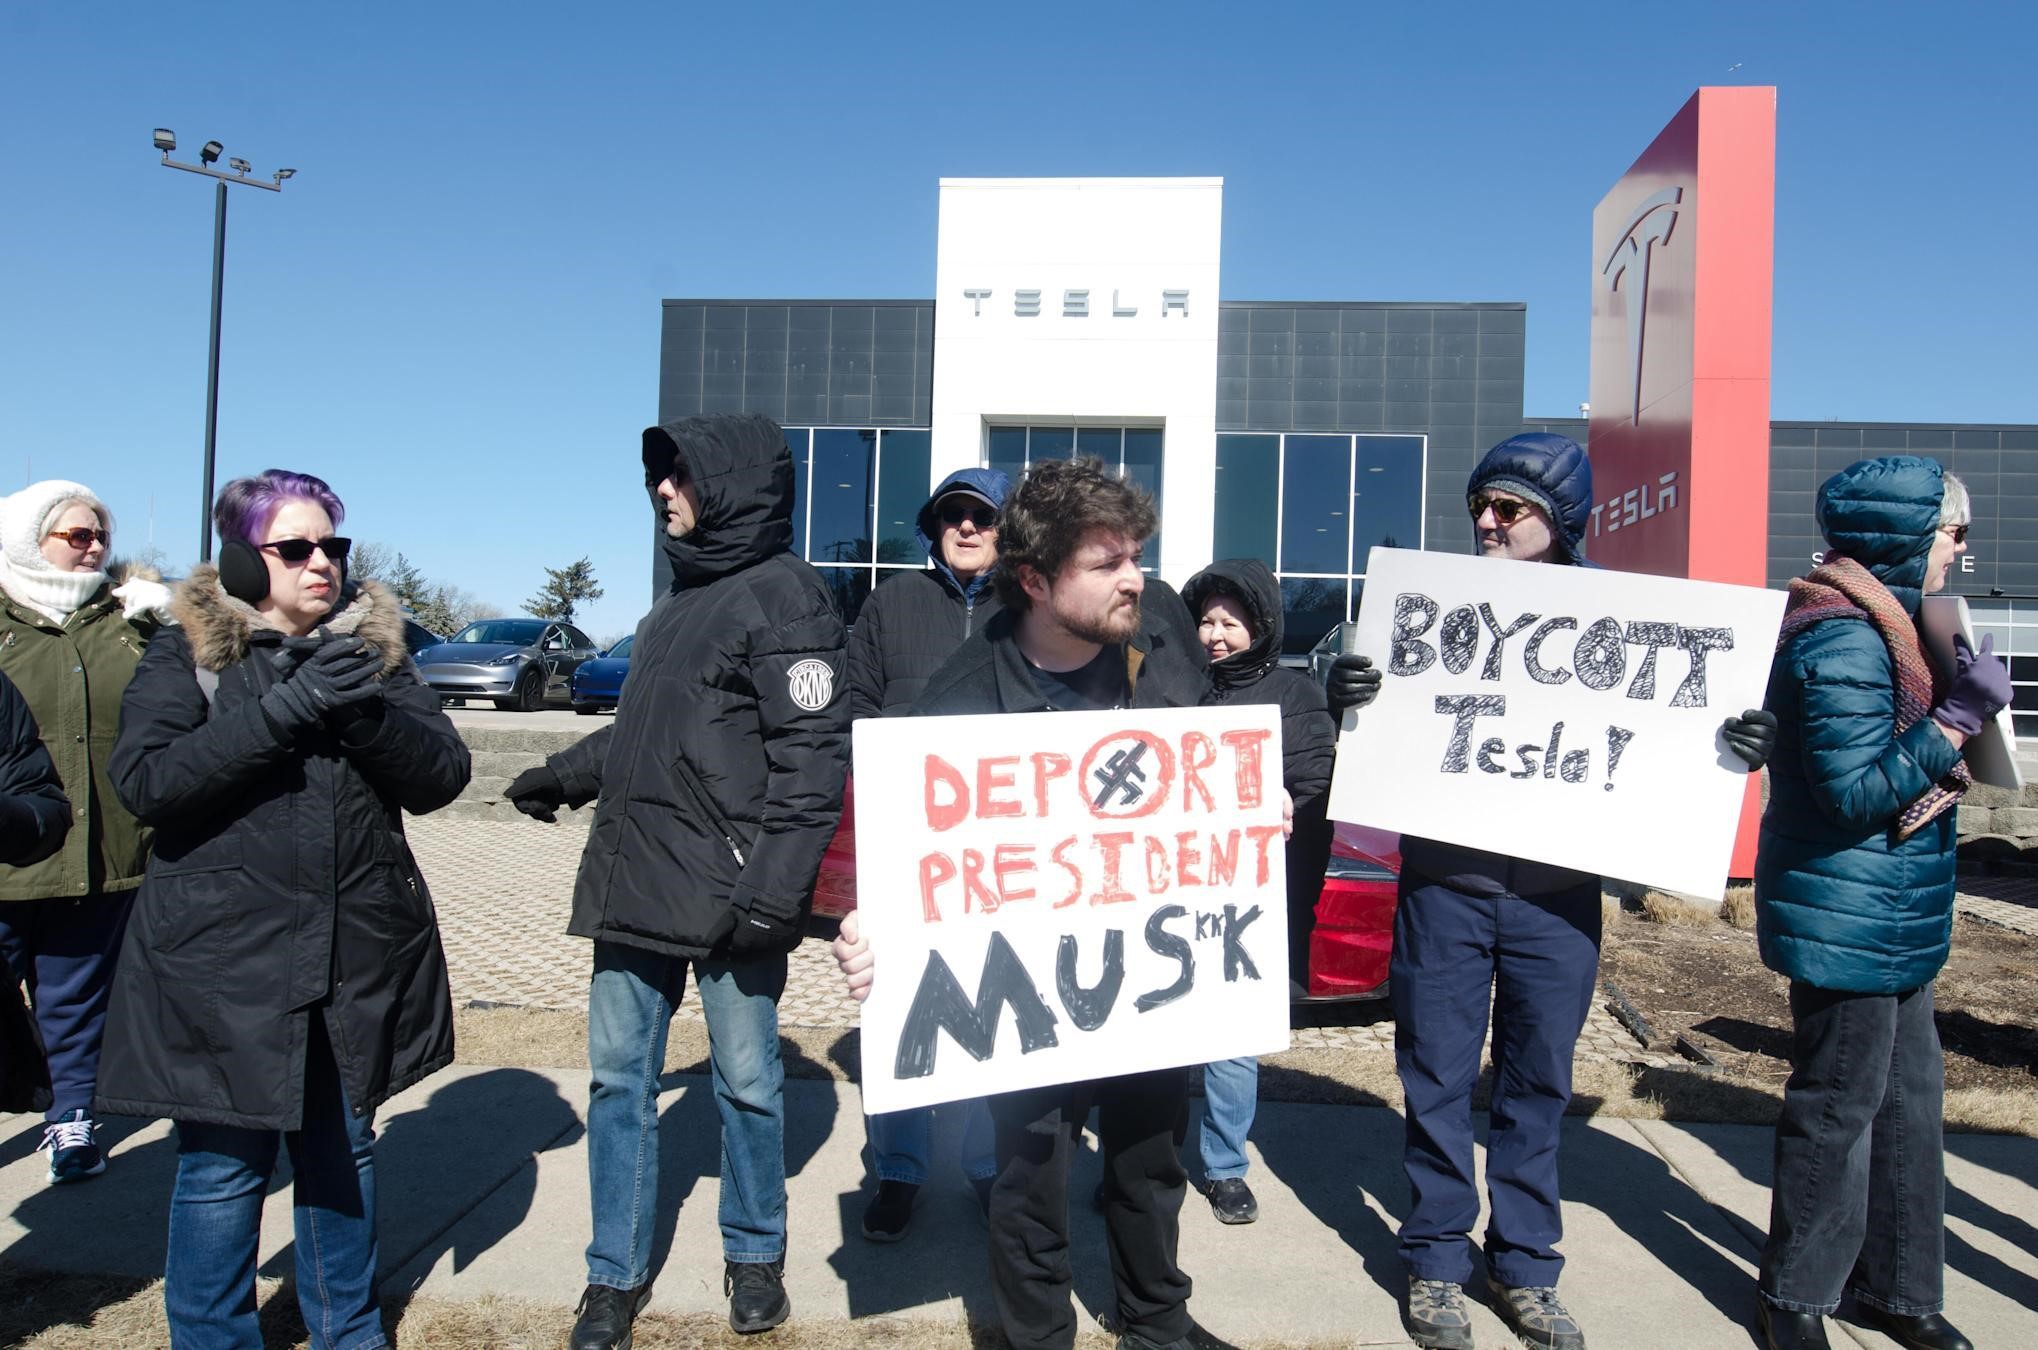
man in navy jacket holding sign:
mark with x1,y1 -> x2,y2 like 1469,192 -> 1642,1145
1326,433 -> 1776,1350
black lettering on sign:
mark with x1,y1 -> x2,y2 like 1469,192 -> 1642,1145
1622,621 -> 1679,701
1671,627 -> 1732,708
1439,605 -> 1480,675
1476,737 -> 1508,774
1221,904 -> 1262,983
894,933 -> 1059,1080
1136,904 -> 1195,1012
1055,929 -> 1125,1032
1543,720 -> 1567,779
1391,593 -> 1440,675
1574,617 -> 1627,691
1560,749 -> 1589,783
1525,617 -> 1577,685
1435,695 -> 1508,773
1511,745 -> 1540,778
1478,605 -> 1538,680
1604,725 -> 1635,792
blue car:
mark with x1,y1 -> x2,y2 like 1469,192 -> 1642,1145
569,634 -> 633,714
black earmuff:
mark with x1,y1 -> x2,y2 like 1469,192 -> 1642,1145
217,539 -> 270,604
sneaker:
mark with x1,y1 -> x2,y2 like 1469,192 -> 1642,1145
1205,1177 -> 1258,1225
1487,1277 -> 1585,1350
570,1283 -> 647,1350
1406,1276 -> 1476,1350
725,1259 -> 789,1334
860,1179 -> 918,1242
38,1111 -> 105,1184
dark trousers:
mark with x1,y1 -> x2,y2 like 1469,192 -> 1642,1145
0,890 -> 133,1119
986,1068 -> 1193,1350
1391,875 -> 1600,1288
1760,980 -> 1946,1317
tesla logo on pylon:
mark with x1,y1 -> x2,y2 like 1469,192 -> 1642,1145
1599,186 -> 1684,425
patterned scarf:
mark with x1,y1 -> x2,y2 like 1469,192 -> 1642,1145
1778,555 -> 1969,840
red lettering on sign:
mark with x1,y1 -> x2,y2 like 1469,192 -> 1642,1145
1144,837 -> 1172,893
1180,732 -> 1217,813
924,755 -> 969,832
1076,731 -> 1175,820
1220,729 -> 1271,807
961,848 -> 998,914
1206,830 -> 1239,887
1246,824 -> 1285,886
1092,831 -> 1137,904
1050,836 -> 1082,907
918,851 -> 955,922
993,843 -> 1036,905
1174,831 -> 1204,888
1030,752 -> 1071,816
976,756 -> 1022,819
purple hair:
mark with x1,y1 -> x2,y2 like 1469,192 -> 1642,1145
213,469 -> 346,546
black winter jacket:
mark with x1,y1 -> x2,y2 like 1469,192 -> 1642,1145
0,668 -> 68,865
913,603 -> 1210,720
553,414 -> 850,957
99,571 -> 470,1129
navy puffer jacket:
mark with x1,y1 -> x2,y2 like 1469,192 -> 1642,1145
1755,456 -> 1963,994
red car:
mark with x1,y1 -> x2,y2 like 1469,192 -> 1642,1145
811,781 -> 1400,1002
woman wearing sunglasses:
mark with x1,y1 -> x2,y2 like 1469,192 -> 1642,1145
0,479 -> 172,1187
100,468 -> 470,1348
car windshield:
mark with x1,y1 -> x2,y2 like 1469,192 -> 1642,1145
607,636 -> 634,658
450,620 -> 547,646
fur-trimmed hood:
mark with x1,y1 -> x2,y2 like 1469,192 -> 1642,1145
174,564 -> 409,675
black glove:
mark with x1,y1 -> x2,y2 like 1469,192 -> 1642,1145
726,904 -> 801,956
505,764 -> 566,823
1722,708 -> 1778,771
260,637 -> 385,740
1326,653 -> 1382,715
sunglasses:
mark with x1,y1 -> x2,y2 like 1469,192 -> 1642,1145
1468,495 -> 1535,526
48,527 -> 110,550
260,536 -> 352,565
1941,523 -> 1970,544
939,501 -> 998,529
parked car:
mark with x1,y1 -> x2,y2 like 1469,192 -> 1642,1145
569,634 -> 633,714
416,617 -> 600,711
809,780 -> 1400,1003
400,616 -> 443,657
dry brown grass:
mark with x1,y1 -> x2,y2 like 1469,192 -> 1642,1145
1719,883 -> 1757,930
1637,889 -> 1722,927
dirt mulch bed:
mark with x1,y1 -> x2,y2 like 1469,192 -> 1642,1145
1599,900 -> 2038,1117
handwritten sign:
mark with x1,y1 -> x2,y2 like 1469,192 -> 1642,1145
1327,547 -> 1786,900
853,705 -> 1289,1114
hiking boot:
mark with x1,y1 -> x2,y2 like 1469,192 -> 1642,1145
570,1283 -> 647,1350
1406,1277 -> 1475,1349
1487,1277 -> 1585,1350
38,1111 -> 105,1184
1851,1305 -> 1969,1350
1757,1300 -> 1830,1350
860,1179 -> 918,1242
1204,1176 -> 1258,1225
725,1259 -> 789,1334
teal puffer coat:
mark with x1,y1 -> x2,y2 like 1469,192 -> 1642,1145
1754,456 -> 1963,994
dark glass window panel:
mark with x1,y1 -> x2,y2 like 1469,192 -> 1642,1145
1351,435 -> 1425,569
1213,435 -> 1279,567
1123,429 -> 1164,573
808,429 -> 875,565
1279,576 -> 1347,660
781,428 -> 809,558
1281,435 -> 1352,575
876,430 -> 932,565
988,426 -> 1027,484
1078,426 -> 1123,467
818,566 -> 874,627
1029,426 -> 1075,461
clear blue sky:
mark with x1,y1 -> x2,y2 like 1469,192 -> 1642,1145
4,1 -> 2031,640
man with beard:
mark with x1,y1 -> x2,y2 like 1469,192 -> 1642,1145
506,414 -> 849,1347
835,456 -> 1226,1350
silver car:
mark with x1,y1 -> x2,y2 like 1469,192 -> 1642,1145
416,617 -> 599,712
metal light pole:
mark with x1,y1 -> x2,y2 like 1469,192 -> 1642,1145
153,129 -> 294,562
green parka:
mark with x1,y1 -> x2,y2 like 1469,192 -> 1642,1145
0,583 -> 156,900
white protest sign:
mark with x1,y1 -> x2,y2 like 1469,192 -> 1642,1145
853,704 -> 1289,1115
1327,547 -> 1786,900
1919,596 -> 2024,790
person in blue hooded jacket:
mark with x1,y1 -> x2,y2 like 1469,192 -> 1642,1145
842,466 -> 1011,1241
1326,433 -> 1775,1350
1751,457 -> 2003,1350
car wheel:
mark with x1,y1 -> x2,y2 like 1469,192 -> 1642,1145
506,666 -> 546,713
572,700 -> 602,715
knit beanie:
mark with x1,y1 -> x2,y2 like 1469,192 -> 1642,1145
0,480 -> 114,625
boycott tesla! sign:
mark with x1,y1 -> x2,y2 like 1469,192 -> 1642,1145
852,705 -> 1290,1114
1327,547 -> 1785,900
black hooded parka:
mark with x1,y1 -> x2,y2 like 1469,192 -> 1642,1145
551,414 -> 850,956
98,572 -> 470,1129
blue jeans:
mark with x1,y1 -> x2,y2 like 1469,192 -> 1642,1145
165,1019 -> 382,1350
585,939 -> 787,1289
1760,980 -> 1946,1317
1392,873 -> 1601,1288
868,1099 -> 997,1185
1196,1058 -> 1256,1181
0,889 -> 133,1119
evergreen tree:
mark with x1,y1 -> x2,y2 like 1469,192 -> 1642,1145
527,557 -> 604,623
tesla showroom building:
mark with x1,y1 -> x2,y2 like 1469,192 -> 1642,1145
655,177 -> 2038,743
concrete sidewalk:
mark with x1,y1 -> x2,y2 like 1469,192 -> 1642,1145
4,1068 -> 2033,1348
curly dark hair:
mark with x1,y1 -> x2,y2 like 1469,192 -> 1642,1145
992,456 -> 1157,611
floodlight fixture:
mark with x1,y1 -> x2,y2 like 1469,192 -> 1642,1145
200,140 -> 222,165
153,128 -> 176,153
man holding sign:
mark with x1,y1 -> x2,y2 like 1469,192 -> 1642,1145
1326,434 -> 1776,1350
837,456 -> 1259,1350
